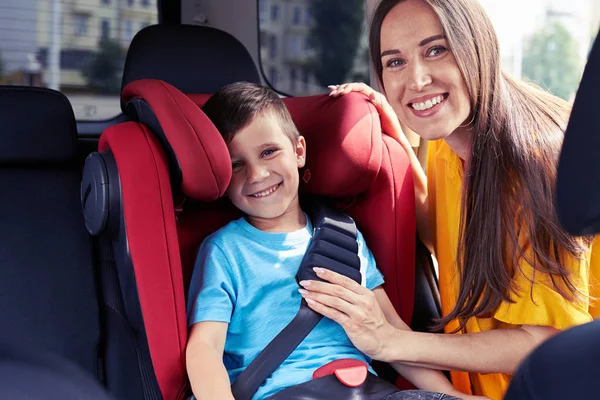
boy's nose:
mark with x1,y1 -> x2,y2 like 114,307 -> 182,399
247,164 -> 269,183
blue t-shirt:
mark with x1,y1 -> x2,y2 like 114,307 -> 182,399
187,215 -> 385,400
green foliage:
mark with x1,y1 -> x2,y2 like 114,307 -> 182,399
83,38 -> 122,94
522,22 -> 582,101
308,0 -> 364,86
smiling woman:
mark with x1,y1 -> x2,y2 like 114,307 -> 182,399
309,0 -> 600,399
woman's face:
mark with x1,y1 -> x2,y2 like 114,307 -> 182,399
380,0 -> 472,141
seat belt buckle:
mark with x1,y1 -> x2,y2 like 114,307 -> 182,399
312,358 -> 368,388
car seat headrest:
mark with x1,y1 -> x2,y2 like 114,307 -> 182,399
121,24 -> 260,113
286,94 -> 382,197
122,79 -> 231,201
188,92 -> 383,198
0,86 -> 77,166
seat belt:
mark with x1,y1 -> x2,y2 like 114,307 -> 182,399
230,202 -> 362,400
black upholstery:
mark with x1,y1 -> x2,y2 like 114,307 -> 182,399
0,345 -> 115,400
0,87 -> 101,379
121,24 -> 261,112
0,86 -> 77,166
557,30 -> 600,235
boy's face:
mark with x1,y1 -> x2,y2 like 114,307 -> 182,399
226,112 -> 306,226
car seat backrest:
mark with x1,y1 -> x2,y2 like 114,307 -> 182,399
121,24 -> 261,113
0,86 -> 101,378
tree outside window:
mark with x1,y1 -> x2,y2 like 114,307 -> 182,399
522,21 -> 583,101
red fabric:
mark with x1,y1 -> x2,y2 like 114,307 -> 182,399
122,80 -> 231,201
286,94 -> 381,197
343,134 -> 416,325
99,122 -> 188,400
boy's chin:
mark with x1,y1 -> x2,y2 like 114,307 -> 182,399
245,209 -> 287,221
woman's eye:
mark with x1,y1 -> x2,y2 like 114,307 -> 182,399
427,46 -> 447,57
385,59 -> 405,69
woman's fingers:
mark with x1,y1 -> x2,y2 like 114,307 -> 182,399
299,289 -> 357,321
328,82 -> 372,97
303,296 -> 350,326
301,267 -> 369,296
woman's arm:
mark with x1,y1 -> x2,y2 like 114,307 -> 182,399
329,83 -> 433,252
186,322 -> 235,400
381,323 -> 558,374
373,288 -> 488,399
300,268 -> 558,374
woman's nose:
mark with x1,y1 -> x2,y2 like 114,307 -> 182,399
407,61 -> 433,92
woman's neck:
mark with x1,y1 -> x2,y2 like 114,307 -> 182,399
444,125 -> 473,162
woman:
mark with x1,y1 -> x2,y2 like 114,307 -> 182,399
298,0 -> 600,399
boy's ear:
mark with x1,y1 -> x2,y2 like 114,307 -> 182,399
296,136 -> 306,168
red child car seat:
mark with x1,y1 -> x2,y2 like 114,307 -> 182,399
83,77 -> 417,399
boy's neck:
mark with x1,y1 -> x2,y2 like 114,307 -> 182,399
246,203 -> 307,233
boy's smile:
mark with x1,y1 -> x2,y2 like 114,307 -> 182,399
226,112 -> 306,232
248,183 -> 281,198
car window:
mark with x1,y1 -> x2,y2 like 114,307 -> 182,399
0,0 -> 158,121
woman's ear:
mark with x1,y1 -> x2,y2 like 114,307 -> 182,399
296,136 -> 307,168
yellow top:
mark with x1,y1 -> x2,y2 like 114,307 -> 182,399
427,139 -> 600,400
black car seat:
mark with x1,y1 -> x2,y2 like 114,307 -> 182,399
0,86 -> 102,381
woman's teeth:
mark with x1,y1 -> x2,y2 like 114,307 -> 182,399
411,95 -> 445,111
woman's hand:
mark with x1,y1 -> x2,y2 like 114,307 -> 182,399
328,83 -> 412,151
298,267 -> 396,361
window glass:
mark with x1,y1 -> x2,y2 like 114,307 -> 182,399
258,0 -> 369,96
0,0 -> 158,121
258,0 -> 599,100
480,0 -> 598,101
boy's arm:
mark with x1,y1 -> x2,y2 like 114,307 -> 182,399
373,287 -> 485,399
186,321 -> 234,400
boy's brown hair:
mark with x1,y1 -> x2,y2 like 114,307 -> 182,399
202,81 -> 300,143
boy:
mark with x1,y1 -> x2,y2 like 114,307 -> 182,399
185,82 -> 472,400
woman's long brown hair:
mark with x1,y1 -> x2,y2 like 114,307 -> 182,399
370,0 -> 591,331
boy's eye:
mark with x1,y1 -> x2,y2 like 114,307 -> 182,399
261,148 -> 277,158
232,161 -> 243,171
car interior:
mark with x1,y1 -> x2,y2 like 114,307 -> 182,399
3,0 -> 597,399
